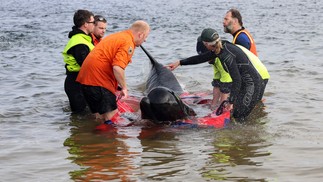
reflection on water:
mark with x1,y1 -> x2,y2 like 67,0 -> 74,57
64,117 -> 179,181
202,125 -> 272,181
62,96 -> 271,181
64,111 -> 272,181
64,115 -> 143,181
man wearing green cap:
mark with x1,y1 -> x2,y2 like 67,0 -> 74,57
167,28 -> 268,121
196,30 -> 232,109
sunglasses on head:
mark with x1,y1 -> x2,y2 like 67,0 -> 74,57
95,16 -> 106,22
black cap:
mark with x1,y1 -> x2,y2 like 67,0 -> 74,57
196,36 -> 208,54
200,28 -> 219,42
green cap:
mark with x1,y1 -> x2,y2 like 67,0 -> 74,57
200,28 -> 219,43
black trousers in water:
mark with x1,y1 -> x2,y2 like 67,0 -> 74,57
232,76 -> 262,120
258,79 -> 268,101
64,73 -> 87,113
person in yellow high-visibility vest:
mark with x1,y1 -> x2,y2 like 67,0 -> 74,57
62,9 -> 95,113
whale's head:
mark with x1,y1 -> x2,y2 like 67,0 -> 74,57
140,87 -> 196,124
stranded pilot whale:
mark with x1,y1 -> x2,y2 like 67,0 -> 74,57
139,46 -> 196,124
94,46 -> 230,131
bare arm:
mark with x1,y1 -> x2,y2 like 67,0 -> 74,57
165,60 -> 180,71
113,65 -> 128,98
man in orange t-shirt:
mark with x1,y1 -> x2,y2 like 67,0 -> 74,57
77,20 -> 150,124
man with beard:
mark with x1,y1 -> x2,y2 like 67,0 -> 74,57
223,8 -> 258,56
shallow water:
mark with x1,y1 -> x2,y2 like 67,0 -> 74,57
1,0 -> 323,181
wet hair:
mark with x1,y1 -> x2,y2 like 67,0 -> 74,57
214,39 -> 223,54
228,8 -> 243,27
73,9 -> 94,28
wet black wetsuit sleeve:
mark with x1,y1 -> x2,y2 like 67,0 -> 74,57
179,51 -> 216,65
222,55 -> 242,104
67,44 -> 90,66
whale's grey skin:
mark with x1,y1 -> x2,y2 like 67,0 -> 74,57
140,46 -> 195,123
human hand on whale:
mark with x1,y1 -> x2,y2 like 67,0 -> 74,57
165,60 -> 180,71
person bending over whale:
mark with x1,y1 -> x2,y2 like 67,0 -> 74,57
196,36 -> 232,109
77,20 -> 150,125
167,28 -> 265,121
196,36 -> 269,107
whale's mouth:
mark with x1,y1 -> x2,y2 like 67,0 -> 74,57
140,87 -> 196,124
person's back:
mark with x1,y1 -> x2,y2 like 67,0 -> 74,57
221,41 -> 260,79
76,20 -> 150,125
77,29 -> 135,93
235,44 -> 269,101
217,41 -> 262,119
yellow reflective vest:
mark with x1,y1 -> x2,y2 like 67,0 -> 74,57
212,57 -> 232,83
62,33 -> 94,72
236,45 -> 270,80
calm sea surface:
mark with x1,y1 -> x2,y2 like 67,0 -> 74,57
1,0 -> 323,181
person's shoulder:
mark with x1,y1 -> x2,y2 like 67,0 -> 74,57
237,31 -> 249,38
222,40 -> 231,44
236,33 -> 250,43
111,30 -> 133,41
115,29 -> 132,37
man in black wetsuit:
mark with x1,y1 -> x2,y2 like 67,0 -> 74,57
167,28 -> 263,121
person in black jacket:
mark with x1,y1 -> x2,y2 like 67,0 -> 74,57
62,9 -> 95,113
167,28 -> 263,121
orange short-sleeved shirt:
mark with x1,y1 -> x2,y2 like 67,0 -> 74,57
77,30 -> 135,93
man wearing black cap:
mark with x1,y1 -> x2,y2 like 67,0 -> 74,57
167,28 -> 265,121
